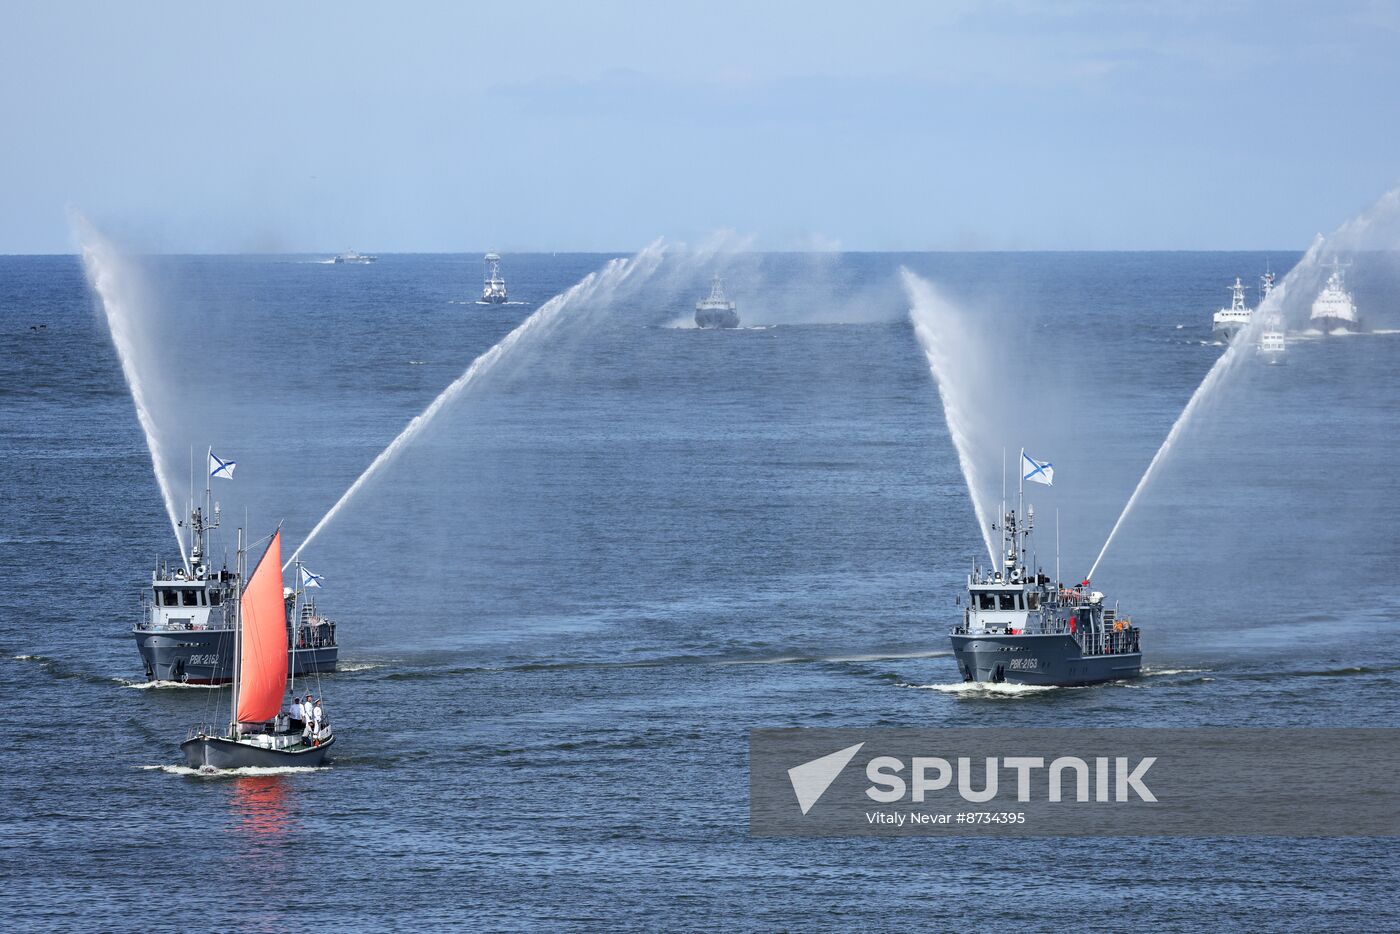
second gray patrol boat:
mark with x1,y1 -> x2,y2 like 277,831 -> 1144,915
950,470 -> 1142,686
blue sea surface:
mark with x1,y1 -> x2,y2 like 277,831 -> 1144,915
1,251 -> 1397,931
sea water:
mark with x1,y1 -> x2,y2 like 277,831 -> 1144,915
3,251 -> 1399,929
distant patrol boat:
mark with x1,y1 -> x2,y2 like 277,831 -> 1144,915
694,275 -> 739,329
481,253 -> 508,303
333,249 -> 376,264
1211,277 -> 1252,341
181,529 -> 335,770
949,452 -> 1143,686
1257,268 -> 1286,364
1310,259 -> 1360,333
132,450 -> 337,684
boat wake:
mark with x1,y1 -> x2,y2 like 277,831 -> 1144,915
906,680 -> 1060,697
142,764 -> 330,777
119,679 -> 218,690
335,661 -> 387,673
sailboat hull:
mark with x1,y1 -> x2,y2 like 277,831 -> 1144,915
181,734 -> 334,770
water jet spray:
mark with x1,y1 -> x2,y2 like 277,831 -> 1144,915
285,241 -> 668,568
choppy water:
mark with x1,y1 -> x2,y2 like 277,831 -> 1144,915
2,252 -> 1398,931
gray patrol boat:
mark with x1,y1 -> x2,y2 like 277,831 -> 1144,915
950,494 -> 1142,686
695,275 -> 740,329
133,486 -> 337,684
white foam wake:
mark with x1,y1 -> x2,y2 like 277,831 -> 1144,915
142,764 -> 329,777
911,680 -> 1060,696
287,241 -> 667,566
119,679 -> 218,690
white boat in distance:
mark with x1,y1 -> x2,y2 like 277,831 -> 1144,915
333,250 -> 377,264
1256,269 -> 1285,364
481,253 -> 508,303
1310,259 -> 1360,333
1211,277 -> 1251,341
694,276 -> 739,329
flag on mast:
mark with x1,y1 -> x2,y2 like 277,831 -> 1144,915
208,451 -> 237,480
300,566 -> 324,589
1022,451 -> 1053,486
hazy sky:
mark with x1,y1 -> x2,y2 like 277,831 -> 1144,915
4,1 -> 1399,252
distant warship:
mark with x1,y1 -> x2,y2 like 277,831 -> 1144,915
694,276 -> 739,329
333,250 -> 376,264
949,453 -> 1142,686
1310,259 -> 1360,333
132,452 -> 337,684
1257,269 -> 1286,364
481,253 -> 508,303
1211,277 -> 1252,341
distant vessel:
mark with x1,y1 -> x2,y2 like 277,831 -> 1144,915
333,250 -> 376,264
481,253 -> 508,303
181,529 -> 335,770
949,453 -> 1142,686
694,276 -> 739,329
1310,259 -> 1360,333
1258,318 -> 1286,363
1211,277 -> 1252,341
1257,269 -> 1286,364
132,453 -> 337,684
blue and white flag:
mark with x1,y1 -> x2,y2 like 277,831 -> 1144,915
300,567 -> 324,589
1022,451 -> 1054,486
208,451 -> 236,480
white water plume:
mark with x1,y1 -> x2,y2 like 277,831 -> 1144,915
902,269 -> 998,565
1086,187 -> 1400,580
286,240 -> 668,567
76,216 -> 189,568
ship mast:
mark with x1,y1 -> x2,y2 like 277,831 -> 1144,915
228,526 -> 243,737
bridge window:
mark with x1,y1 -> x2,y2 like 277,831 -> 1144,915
209,590 -> 222,607
181,589 -> 200,607
998,593 -> 1020,611
1027,592 -> 1041,610
976,592 -> 996,610
159,589 -> 179,607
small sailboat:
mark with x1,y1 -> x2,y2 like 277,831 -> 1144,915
181,530 -> 335,770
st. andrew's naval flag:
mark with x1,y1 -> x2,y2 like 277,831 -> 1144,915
300,567 -> 324,589
208,451 -> 236,480
1022,450 -> 1053,486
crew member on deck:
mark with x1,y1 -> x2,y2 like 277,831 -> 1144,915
312,697 -> 324,736
289,698 -> 305,732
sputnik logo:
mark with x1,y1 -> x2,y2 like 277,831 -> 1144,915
787,742 -> 864,815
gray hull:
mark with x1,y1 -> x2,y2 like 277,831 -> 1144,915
695,309 -> 740,329
950,632 -> 1141,686
134,629 -> 337,684
181,734 -> 334,769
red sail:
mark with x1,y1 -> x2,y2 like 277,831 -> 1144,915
236,531 -> 288,724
